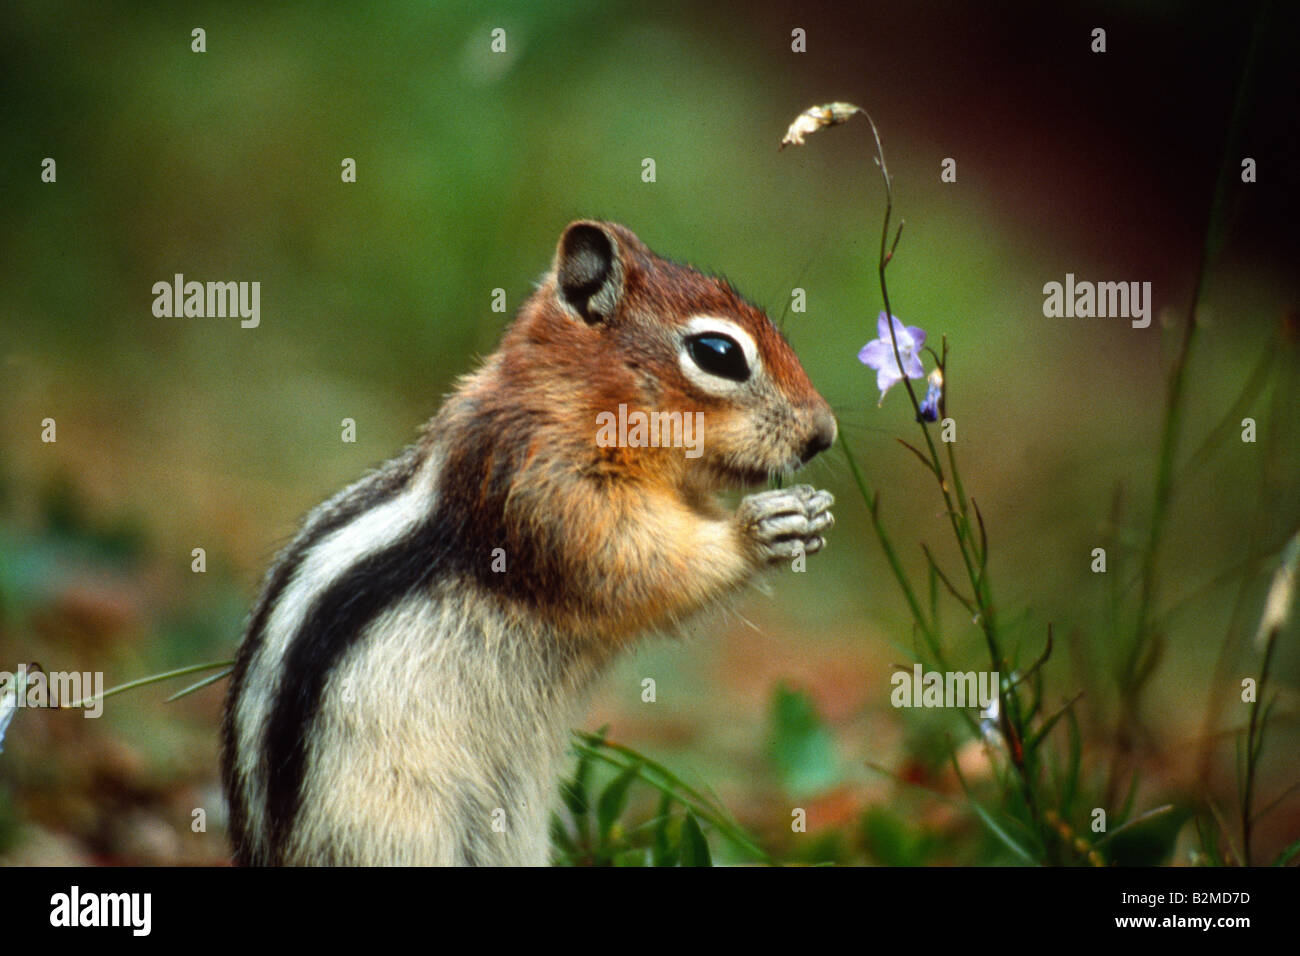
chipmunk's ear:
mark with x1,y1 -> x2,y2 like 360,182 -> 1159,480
555,221 -> 624,324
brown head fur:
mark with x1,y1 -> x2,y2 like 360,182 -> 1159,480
423,221 -> 835,638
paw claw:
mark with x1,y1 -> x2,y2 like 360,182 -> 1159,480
738,486 -> 835,566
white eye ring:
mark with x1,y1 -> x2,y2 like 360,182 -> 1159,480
678,316 -> 761,395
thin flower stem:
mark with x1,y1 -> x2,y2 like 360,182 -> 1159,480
856,106 -> 924,424
794,101 -> 1043,857
934,337 -> 972,526
856,107 -> 992,646
840,433 -> 943,659
921,543 -> 975,614
852,107 -> 1046,848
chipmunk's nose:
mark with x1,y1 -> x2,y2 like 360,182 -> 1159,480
800,406 -> 837,463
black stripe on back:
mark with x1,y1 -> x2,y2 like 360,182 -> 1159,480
259,414 -> 594,863
262,509 -> 454,862
221,448 -> 420,865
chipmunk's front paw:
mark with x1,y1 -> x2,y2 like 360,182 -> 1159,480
737,484 -> 835,565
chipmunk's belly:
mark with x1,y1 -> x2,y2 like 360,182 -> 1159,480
288,589 -> 583,865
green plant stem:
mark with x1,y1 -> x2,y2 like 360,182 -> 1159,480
61,660 -> 235,710
571,733 -> 771,863
1195,340 -> 1297,788
840,433 -> 941,659
1112,2 -> 1265,803
855,108 -> 993,647
1242,628 -> 1278,866
850,106 -> 1048,852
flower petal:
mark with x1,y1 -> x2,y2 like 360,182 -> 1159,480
903,351 -> 925,379
882,313 -> 911,349
886,317 -> 918,351
858,339 -> 894,368
876,311 -> 891,340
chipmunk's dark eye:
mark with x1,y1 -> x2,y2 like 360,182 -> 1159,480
686,333 -> 750,382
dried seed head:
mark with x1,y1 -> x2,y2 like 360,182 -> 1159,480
779,102 -> 863,150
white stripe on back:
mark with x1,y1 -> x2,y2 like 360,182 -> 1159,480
233,451 -> 440,855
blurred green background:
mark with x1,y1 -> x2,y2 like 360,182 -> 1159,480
1,0 -> 1296,864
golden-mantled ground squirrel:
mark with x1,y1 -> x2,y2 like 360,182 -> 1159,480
221,221 -> 837,865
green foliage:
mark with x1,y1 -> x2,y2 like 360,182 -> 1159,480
860,807 -> 938,867
550,730 -> 752,866
38,474 -> 147,565
766,682 -> 841,795
679,814 -> 712,867
1099,805 -> 1191,867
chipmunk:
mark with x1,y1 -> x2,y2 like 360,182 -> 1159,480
220,220 -> 837,865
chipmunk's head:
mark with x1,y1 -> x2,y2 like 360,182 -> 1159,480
499,220 -> 836,491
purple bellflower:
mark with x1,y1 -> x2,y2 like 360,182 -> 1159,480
917,368 -> 944,422
858,312 -> 926,404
